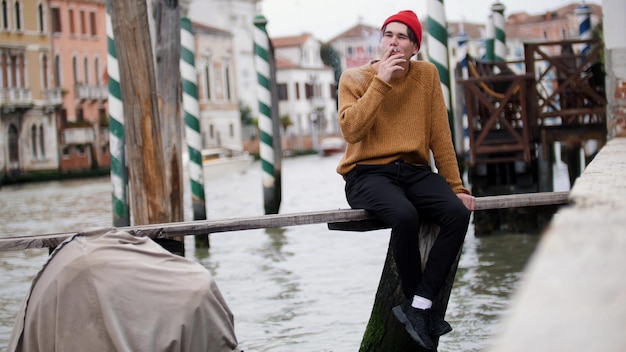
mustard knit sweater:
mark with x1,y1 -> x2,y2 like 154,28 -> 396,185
336,60 -> 469,195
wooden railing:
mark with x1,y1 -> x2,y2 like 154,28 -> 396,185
0,192 -> 570,252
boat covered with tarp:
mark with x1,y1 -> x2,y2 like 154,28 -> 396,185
8,228 -> 241,352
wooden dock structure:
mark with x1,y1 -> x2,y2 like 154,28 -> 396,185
458,38 -> 606,235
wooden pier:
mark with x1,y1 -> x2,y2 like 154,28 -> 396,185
459,38 -> 606,235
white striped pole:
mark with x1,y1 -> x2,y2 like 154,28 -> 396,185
575,2 -> 592,54
253,15 -> 282,215
180,18 -> 209,247
491,2 -> 506,62
427,0 -> 455,142
485,14 -> 495,61
106,0 -> 129,227
457,29 -> 470,160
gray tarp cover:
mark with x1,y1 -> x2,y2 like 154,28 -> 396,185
8,228 -> 240,352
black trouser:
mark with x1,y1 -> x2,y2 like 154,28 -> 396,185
345,161 -> 471,300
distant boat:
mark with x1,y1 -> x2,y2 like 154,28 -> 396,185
202,147 -> 254,180
319,137 -> 346,156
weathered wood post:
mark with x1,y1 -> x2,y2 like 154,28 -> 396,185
109,0 -> 185,253
253,15 -> 282,215
357,222 -> 459,351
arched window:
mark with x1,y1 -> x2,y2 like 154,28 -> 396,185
83,56 -> 89,85
225,65 -> 232,100
204,65 -> 211,100
0,53 -> 7,88
17,52 -> 24,87
13,0 -> 20,31
37,3 -> 44,33
94,56 -> 100,85
54,54 -> 61,87
1,0 -> 8,30
41,54 -> 48,89
39,124 -> 45,157
31,124 -> 38,157
72,55 -> 78,85
8,124 -> 19,165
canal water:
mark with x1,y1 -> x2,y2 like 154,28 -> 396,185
0,153 -> 569,351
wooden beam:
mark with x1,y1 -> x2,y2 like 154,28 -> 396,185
0,192 -> 569,252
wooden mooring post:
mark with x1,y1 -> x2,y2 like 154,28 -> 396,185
0,191 -> 568,351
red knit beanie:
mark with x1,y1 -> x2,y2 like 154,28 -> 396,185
381,10 -> 423,50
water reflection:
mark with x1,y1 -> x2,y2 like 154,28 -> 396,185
0,154 -> 542,351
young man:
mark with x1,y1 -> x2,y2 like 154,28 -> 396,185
336,10 -> 475,351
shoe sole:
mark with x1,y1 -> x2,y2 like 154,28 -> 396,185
392,305 -> 434,351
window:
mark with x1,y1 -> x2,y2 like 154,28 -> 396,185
76,106 -> 84,121
295,82 -> 300,100
50,7 -> 61,33
72,56 -> 78,84
1,0 -> 8,30
13,0 -> 20,31
83,56 -> 89,84
39,125 -> 45,157
305,83 -> 313,99
37,3 -> 44,32
1,53 -> 8,88
229,123 -> 234,137
277,83 -> 288,101
80,9 -> 85,35
94,56 -> 100,85
204,65 -> 211,100
68,8 -> 74,34
54,54 -> 61,87
224,65 -> 231,100
31,125 -> 38,157
41,54 -> 48,89
89,11 -> 96,36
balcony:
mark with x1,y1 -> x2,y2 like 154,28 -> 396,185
62,126 -> 95,145
42,88 -> 63,106
0,87 -> 33,108
75,84 -> 108,102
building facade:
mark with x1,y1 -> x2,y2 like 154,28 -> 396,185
272,33 -> 338,151
192,21 -> 242,150
0,0 -> 62,181
50,0 -> 109,172
187,0 -> 261,124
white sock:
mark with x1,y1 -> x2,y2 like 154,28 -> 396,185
411,295 -> 432,310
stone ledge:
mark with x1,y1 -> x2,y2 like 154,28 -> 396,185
488,137 -> 626,352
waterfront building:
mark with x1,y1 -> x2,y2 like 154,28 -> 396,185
50,0 -> 109,172
272,33 -> 338,151
187,0 -> 261,127
191,21 -> 243,150
0,0 -> 62,181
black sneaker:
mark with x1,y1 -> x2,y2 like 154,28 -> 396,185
431,315 -> 452,337
392,302 -> 436,351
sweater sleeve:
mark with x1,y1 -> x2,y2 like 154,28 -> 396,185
427,65 -> 470,195
337,68 -> 392,144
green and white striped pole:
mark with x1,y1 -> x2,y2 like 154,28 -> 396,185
427,0 -> 456,144
253,15 -> 282,215
492,2 -> 506,62
180,18 -> 208,247
106,0 -> 129,227
485,14 -> 495,61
